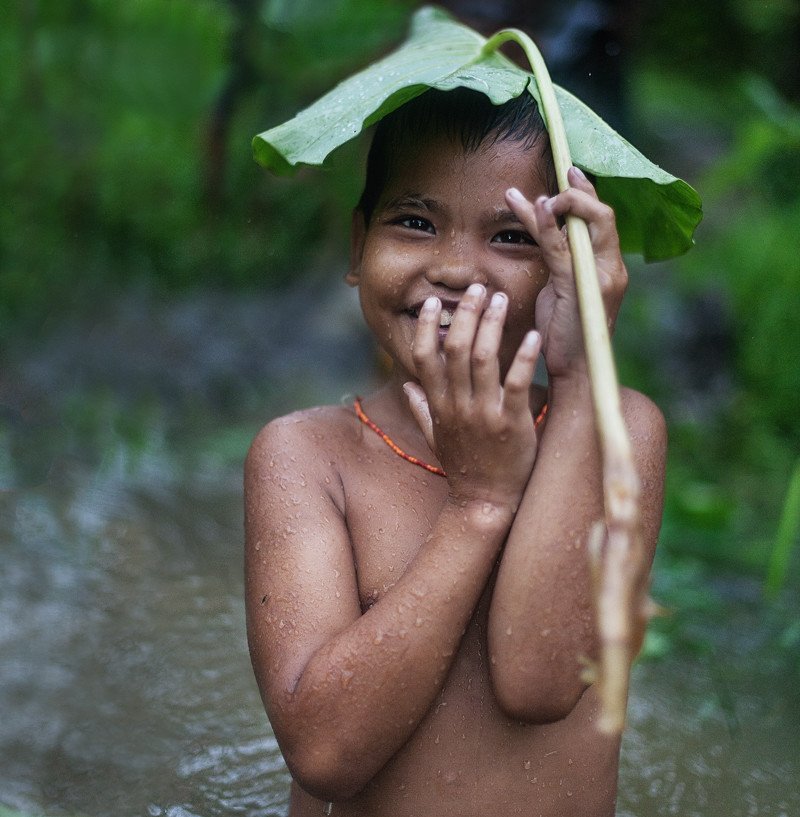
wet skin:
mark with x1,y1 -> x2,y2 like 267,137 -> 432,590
244,134 -> 667,816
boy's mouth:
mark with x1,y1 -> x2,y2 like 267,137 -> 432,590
407,305 -> 455,328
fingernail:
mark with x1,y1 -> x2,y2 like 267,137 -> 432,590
523,330 -> 540,347
491,292 -> 506,308
507,187 -> 526,203
571,165 -> 587,180
467,283 -> 485,297
422,296 -> 439,311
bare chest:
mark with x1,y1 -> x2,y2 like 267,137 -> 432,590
340,456 -> 450,611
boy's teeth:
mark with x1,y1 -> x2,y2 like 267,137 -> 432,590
439,309 -> 453,327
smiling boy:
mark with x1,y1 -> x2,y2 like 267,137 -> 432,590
244,89 -> 666,816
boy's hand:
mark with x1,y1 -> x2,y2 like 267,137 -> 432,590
405,285 -> 542,511
506,167 -> 628,382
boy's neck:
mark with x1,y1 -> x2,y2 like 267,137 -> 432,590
366,378 -> 434,449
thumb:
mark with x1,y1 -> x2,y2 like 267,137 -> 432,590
402,382 -> 435,452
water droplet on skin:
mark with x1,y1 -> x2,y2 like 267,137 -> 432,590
524,760 -> 531,770
434,734 -> 440,744
505,626 -> 512,636
415,616 -> 424,627
459,465 -> 468,475
340,669 -> 354,688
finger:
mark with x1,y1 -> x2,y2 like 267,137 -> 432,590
502,330 -> 541,416
505,187 -> 539,238
567,165 -> 599,199
470,290 -> 506,399
411,296 -> 446,394
545,186 -> 628,318
442,283 -> 486,399
532,195 -> 573,288
546,188 -> 619,257
402,382 -> 435,452
506,188 -> 568,269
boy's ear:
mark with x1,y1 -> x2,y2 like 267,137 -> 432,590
345,209 -> 366,287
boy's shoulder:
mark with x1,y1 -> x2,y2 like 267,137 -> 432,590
245,403 -> 360,495
619,386 -> 667,438
248,403 -> 357,458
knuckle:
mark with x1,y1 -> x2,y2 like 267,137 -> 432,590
504,370 -> 526,392
443,334 -> 467,356
411,342 -> 427,363
599,202 -> 616,224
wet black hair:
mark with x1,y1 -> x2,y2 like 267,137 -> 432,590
356,87 -> 556,223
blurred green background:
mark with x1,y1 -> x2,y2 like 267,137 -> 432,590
1,1 -> 799,809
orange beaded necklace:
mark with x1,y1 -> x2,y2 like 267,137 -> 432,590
353,397 -> 547,478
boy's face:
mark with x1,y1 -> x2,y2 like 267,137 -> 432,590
348,132 -> 552,383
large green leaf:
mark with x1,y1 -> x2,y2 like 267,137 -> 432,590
253,6 -> 702,261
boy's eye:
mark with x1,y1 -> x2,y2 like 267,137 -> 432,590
492,229 -> 536,246
397,216 -> 435,233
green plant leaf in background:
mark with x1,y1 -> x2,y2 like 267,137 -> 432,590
253,5 -> 702,261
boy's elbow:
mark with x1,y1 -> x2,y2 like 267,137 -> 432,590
284,741 -> 373,802
491,667 -> 587,724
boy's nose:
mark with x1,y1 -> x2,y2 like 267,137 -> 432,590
425,241 -> 487,289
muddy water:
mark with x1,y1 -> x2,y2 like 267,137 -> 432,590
3,459 -> 797,817
1,287 -> 798,816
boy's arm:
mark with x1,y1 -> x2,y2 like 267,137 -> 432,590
487,170 -> 667,722
488,380 -> 666,722
244,411 -> 525,802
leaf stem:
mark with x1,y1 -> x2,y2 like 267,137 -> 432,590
482,28 -> 644,734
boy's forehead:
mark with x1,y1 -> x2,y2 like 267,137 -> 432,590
383,134 -> 548,199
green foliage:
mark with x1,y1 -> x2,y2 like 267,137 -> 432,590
0,0 -> 411,337
765,458 -> 800,598
620,57 -> 800,615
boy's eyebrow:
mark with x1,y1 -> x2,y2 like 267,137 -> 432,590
488,208 -> 526,225
380,200 -> 528,227
382,194 -> 440,212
